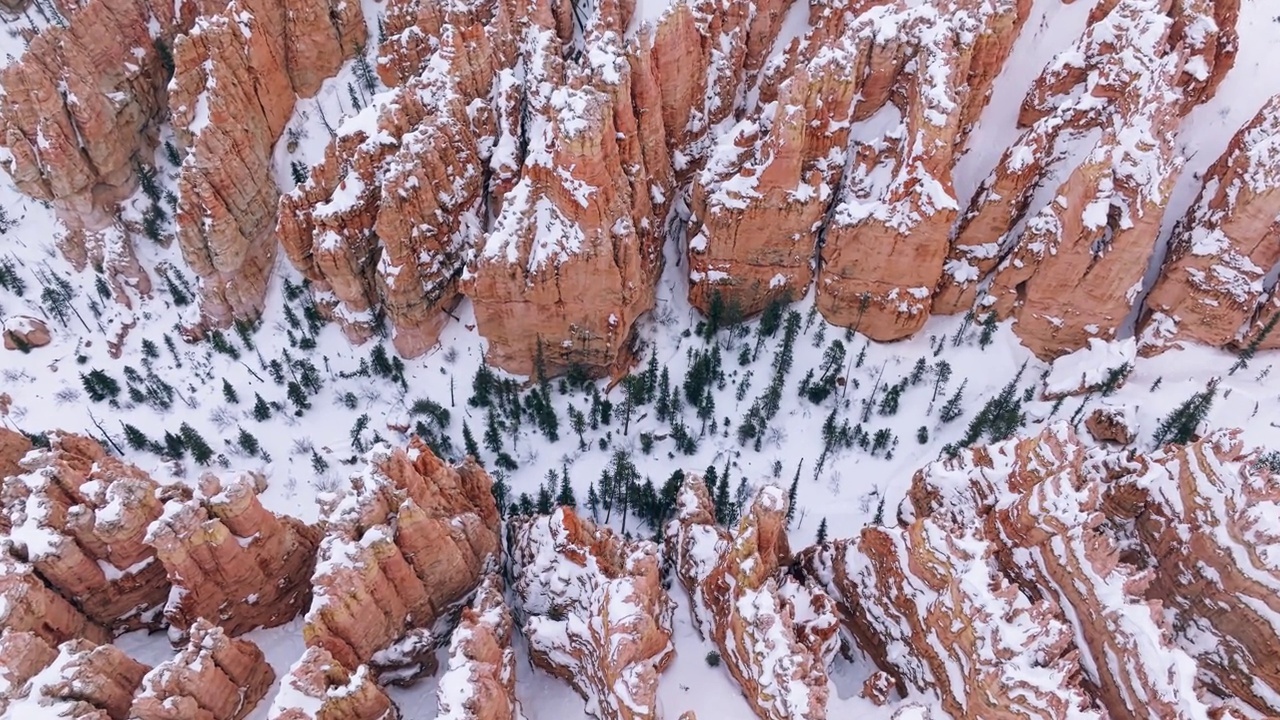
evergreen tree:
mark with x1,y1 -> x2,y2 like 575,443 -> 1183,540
179,423 -> 214,465
977,312 -> 999,349
1231,313 -> 1280,375
939,379 -> 967,423
162,431 -> 186,460
462,421 -> 482,461
557,467 -> 577,508
311,450 -> 329,475
1152,380 -> 1219,446
237,427 -> 260,457
878,380 -> 905,416
569,406 -> 587,449
713,471 -> 733,526
931,360 -> 952,403
122,423 -> 150,451
222,379 -> 239,404
703,464 -> 719,501
609,450 -> 640,531
656,367 -> 672,421
916,425 -> 929,444
600,467 -> 616,522
252,393 -> 272,421
785,460 -> 802,525
1099,362 -> 1131,396
816,517 -> 828,543
286,381 -> 311,415
484,408 -> 503,453
587,482 -> 601,519
536,480 -> 553,515
910,357 -> 927,385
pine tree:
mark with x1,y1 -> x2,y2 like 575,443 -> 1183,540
557,467 -> 577,508
977,312 -> 999,349
587,482 -> 601,520
931,360 -> 952,403
656,367 -> 671,421
462,421 -> 482,461
909,357 -> 927,385
286,381 -> 311,415
816,517 -> 828,543
785,460 -> 802,525
917,425 -> 929,444
1152,380 -> 1219,446
122,423 -> 150,451
222,379 -> 239,404
252,393 -> 272,421
713,472 -> 733,526
179,423 -> 214,465
311,450 -> 329,475
939,379 -> 967,423
237,427 -> 260,457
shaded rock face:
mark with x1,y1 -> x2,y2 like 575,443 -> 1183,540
810,0 -> 1027,341
268,646 -> 401,720
0,551 -> 111,648
304,439 -> 500,682
278,0 -> 514,356
130,618 -> 276,720
0,426 -> 32,480
937,0 -> 1237,360
1084,405 -> 1136,444
666,479 -> 837,720
1,432 -> 169,632
509,507 -> 674,720
0,0 -> 363,329
147,472 -> 320,640
807,423 -> 1280,718
1140,93 -> 1280,354
435,573 -> 518,720
0,636 -> 150,719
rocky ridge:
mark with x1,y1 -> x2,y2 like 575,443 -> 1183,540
510,506 -> 675,720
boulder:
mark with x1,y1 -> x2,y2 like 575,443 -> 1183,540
3,315 -> 51,350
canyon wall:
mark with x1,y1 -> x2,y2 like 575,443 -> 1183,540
4,0 -> 1279,373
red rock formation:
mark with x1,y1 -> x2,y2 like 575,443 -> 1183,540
1112,430 -> 1280,716
436,573 -> 518,720
147,472 -> 319,639
1140,94 -> 1280,353
510,507 -> 674,720
936,0 -> 1237,359
666,479 -> 837,720
130,618 -> 276,720
0,426 -> 32,480
278,0 -> 514,355
814,0 -> 1029,341
1,637 -> 150,719
466,2 -> 672,377
268,647 -> 401,720
1085,405 -> 1137,444
304,439 -> 499,682
0,0 -> 173,297
0,549 -> 111,646
0,630 -> 59,715
168,0 -> 366,329
3,315 -> 51,350
1,432 -> 168,631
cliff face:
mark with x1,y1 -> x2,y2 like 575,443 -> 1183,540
1,432 -> 168,631
666,479 -> 838,720
0,636 -> 151,719
130,618 -> 276,720
937,0 -> 1236,359
1140,93 -> 1280,353
436,573 -> 518,720
147,472 -> 320,640
268,646 -> 402,720
509,507 -> 674,720
304,439 -> 500,681
804,423 -> 1280,718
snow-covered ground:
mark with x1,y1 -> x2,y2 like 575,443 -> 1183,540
4,0 -> 1280,718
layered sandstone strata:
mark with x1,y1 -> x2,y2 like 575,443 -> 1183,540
269,647 -> 401,720
0,637 -> 150,719
466,0 -> 673,377
147,472 -> 319,639
436,573 -> 518,720
1,432 -> 168,631
0,550 -> 111,647
169,0 -> 365,329
130,618 -> 276,720
812,423 -> 1280,718
1084,405 -> 1137,444
510,507 -> 674,720
277,0 -> 513,355
0,426 -> 32,480
812,0 -> 1028,340
1140,93 -> 1280,353
935,0 -> 1237,359
666,480 -> 838,720
304,439 -> 500,682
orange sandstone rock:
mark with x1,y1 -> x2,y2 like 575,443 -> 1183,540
268,646 -> 401,720
304,439 -> 500,682
147,472 -> 319,639
130,618 -> 276,720
510,507 -> 674,720
1,637 -> 150,719
0,426 -> 32,480
435,573 -> 518,720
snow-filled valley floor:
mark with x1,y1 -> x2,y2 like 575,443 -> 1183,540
4,0 -> 1280,718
